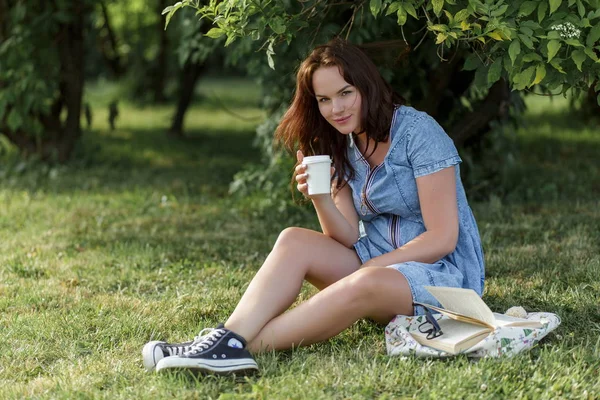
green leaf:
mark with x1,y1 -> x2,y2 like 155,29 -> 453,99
587,23 -> 600,47
488,57 -> 503,85
6,109 -> 23,132
488,30 -> 504,41
584,47 -> 599,61
428,24 -> 447,32
454,9 -> 470,23
205,27 -> 225,38
571,49 -> 586,71
550,59 -> 566,73
269,17 -> 286,34
404,2 -> 418,18
523,52 -> 543,62
397,7 -> 408,25
549,0 -> 562,13
491,4 -> 509,17
576,0 -> 585,18
370,0 -> 383,16
509,40 -> 521,65
518,34 -> 535,49
518,1 -> 537,17
547,39 -> 562,61
538,1 -> 548,22
267,52 -> 275,70
386,1 -> 402,15
444,10 -> 454,23
436,32 -> 448,44
433,0 -> 444,17
547,30 -> 561,40
463,53 -> 481,71
514,65 -> 536,89
564,39 -> 584,47
164,9 -> 176,29
532,63 -> 546,85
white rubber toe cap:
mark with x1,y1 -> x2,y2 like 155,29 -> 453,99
142,341 -> 165,372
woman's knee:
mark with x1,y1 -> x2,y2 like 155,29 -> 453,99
342,268 -> 386,305
340,267 -> 412,316
274,227 -> 313,249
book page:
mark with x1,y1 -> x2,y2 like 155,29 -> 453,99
412,318 -> 491,354
493,313 -> 543,328
424,286 -> 496,326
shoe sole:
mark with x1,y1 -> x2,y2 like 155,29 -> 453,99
156,357 -> 259,376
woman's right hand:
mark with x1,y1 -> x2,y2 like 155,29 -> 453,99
295,150 -> 310,197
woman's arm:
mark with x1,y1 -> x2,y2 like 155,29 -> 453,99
362,166 -> 459,267
295,150 -> 359,247
312,182 -> 360,247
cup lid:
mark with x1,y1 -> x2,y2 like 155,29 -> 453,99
302,155 -> 331,164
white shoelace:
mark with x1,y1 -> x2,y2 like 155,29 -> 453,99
187,328 -> 226,355
164,328 -> 219,356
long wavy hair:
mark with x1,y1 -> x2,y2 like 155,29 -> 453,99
275,37 -> 405,191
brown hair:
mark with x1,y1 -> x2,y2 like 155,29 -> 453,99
275,37 -> 404,191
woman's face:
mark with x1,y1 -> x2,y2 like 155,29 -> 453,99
312,66 -> 362,135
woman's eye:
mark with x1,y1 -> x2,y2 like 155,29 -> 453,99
318,98 -> 329,103
341,90 -> 352,96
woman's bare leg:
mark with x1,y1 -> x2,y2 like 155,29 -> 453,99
247,267 -> 413,352
225,227 -> 362,342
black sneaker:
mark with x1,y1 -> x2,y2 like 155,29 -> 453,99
142,328 -> 217,371
155,324 -> 259,375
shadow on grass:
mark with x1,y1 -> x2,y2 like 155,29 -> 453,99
471,108 -> 600,204
1,126 -> 260,196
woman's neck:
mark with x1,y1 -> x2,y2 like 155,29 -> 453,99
354,133 -> 390,168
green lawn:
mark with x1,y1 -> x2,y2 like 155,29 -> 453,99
0,84 -> 598,399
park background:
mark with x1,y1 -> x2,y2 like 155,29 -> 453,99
1,1 -> 599,398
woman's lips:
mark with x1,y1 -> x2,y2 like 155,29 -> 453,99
333,115 -> 351,124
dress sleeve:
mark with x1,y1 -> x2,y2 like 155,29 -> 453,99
406,114 -> 461,178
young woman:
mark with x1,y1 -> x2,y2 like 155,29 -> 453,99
142,38 -> 485,375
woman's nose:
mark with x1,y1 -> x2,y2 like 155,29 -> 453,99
332,98 -> 345,114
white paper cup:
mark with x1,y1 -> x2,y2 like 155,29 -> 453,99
303,155 -> 332,195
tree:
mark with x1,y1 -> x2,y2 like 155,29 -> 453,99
162,0 -> 600,203
0,0 -> 92,162
164,1 -> 600,139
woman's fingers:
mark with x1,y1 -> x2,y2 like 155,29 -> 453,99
296,150 -> 304,163
295,172 -> 308,183
297,182 -> 308,194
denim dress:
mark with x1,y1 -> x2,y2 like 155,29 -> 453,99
347,105 -> 485,315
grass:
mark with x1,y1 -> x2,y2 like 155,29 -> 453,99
1,83 -> 599,399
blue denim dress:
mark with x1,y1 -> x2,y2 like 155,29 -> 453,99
347,105 -> 485,315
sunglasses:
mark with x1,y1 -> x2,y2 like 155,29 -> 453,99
415,304 -> 444,340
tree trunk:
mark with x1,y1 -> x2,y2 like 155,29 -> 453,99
168,60 -> 206,138
416,51 -> 466,120
449,78 -> 511,147
152,0 -> 169,103
582,80 -> 600,120
99,1 -> 124,77
0,1 -> 87,162
54,2 -> 86,162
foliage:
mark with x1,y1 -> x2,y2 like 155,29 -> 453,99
0,1 -> 70,138
167,0 -> 600,100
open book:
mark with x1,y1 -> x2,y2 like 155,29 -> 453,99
411,286 -> 542,354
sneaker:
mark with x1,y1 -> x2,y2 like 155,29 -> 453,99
142,328 -> 217,371
155,324 -> 258,375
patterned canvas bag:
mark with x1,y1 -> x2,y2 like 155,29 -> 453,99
385,312 -> 561,358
